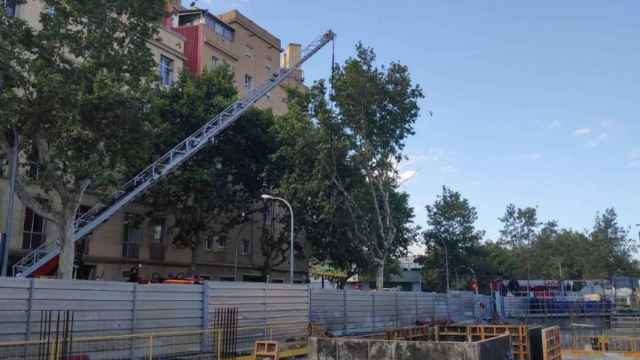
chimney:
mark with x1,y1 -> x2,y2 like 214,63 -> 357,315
284,43 -> 301,68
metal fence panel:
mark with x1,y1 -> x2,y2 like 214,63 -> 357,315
309,289 -> 486,336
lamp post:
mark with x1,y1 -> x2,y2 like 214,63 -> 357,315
261,194 -> 294,284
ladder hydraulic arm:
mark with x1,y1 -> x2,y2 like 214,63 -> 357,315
12,30 -> 336,277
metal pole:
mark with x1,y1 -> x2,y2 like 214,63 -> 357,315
1,128 -> 18,277
261,195 -> 295,284
440,238 -> 450,293
288,202 -> 294,284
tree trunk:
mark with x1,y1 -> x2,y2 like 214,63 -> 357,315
190,245 -> 197,274
375,259 -> 384,290
57,216 -> 76,280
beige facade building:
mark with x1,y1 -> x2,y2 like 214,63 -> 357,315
169,6 -> 305,115
1,1 -> 309,282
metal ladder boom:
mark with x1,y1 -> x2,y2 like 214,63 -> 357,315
12,30 -> 336,277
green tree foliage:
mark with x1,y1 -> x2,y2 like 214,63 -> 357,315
590,208 -> 637,278
326,44 -> 423,289
467,207 -> 639,293
149,68 -> 282,274
0,0 -> 164,278
268,78 -> 419,285
498,204 -> 540,248
422,186 -> 485,292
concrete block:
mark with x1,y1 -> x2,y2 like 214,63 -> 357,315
369,339 -> 395,360
339,338 -> 369,360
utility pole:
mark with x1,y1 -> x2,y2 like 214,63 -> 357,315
1,129 -> 19,277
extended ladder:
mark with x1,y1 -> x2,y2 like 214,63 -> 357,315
12,30 -> 336,277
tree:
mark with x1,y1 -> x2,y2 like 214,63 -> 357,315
498,204 -> 541,292
327,44 -> 423,289
498,204 -> 540,248
422,186 -> 484,292
590,208 -> 637,278
149,68 -> 280,272
0,0 -> 164,278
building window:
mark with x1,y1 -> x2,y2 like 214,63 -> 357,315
150,219 -> 165,260
244,74 -> 253,90
204,236 -> 213,251
122,213 -> 142,258
211,56 -> 220,68
159,55 -> 174,87
220,276 -> 235,282
75,205 -> 92,256
265,63 -> 272,73
215,236 -> 225,251
245,44 -> 254,58
26,147 -> 40,179
22,207 -> 46,250
241,239 -> 250,255
3,0 -> 16,17
205,15 -> 234,42
271,279 -> 284,284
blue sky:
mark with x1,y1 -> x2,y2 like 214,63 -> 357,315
194,1 -> 640,252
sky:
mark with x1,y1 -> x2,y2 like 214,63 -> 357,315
193,0 -> 640,253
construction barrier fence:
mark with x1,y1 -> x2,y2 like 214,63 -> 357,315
0,323 -> 307,360
309,288 -> 493,336
0,278 -> 308,346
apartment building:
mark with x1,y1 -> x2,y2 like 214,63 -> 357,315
168,5 -> 305,115
1,1 -> 309,282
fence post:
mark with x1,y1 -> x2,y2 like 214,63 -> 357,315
371,292 -> 375,333
307,285 -> 312,327
414,292 -> 418,324
130,283 -> 138,359
263,282 -> 268,337
342,290 -> 347,335
203,283 -> 210,328
148,335 -> 154,360
25,278 -> 34,341
201,283 -> 210,353
432,294 -> 437,321
395,292 -> 399,329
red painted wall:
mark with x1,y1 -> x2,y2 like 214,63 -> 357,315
173,25 -> 203,75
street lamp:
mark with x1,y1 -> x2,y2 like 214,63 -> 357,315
261,194 -> 295,284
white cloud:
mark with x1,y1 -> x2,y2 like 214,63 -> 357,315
525,153 -> 543,161
600,120 -> 617,129
548,120 -> 561,129
587,132 -> 609,148
403,148 -> 445,167
441,165 -> 458,174
628,149 -> 640,168
398,170 -> 417,185
574,128 -> 592,136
